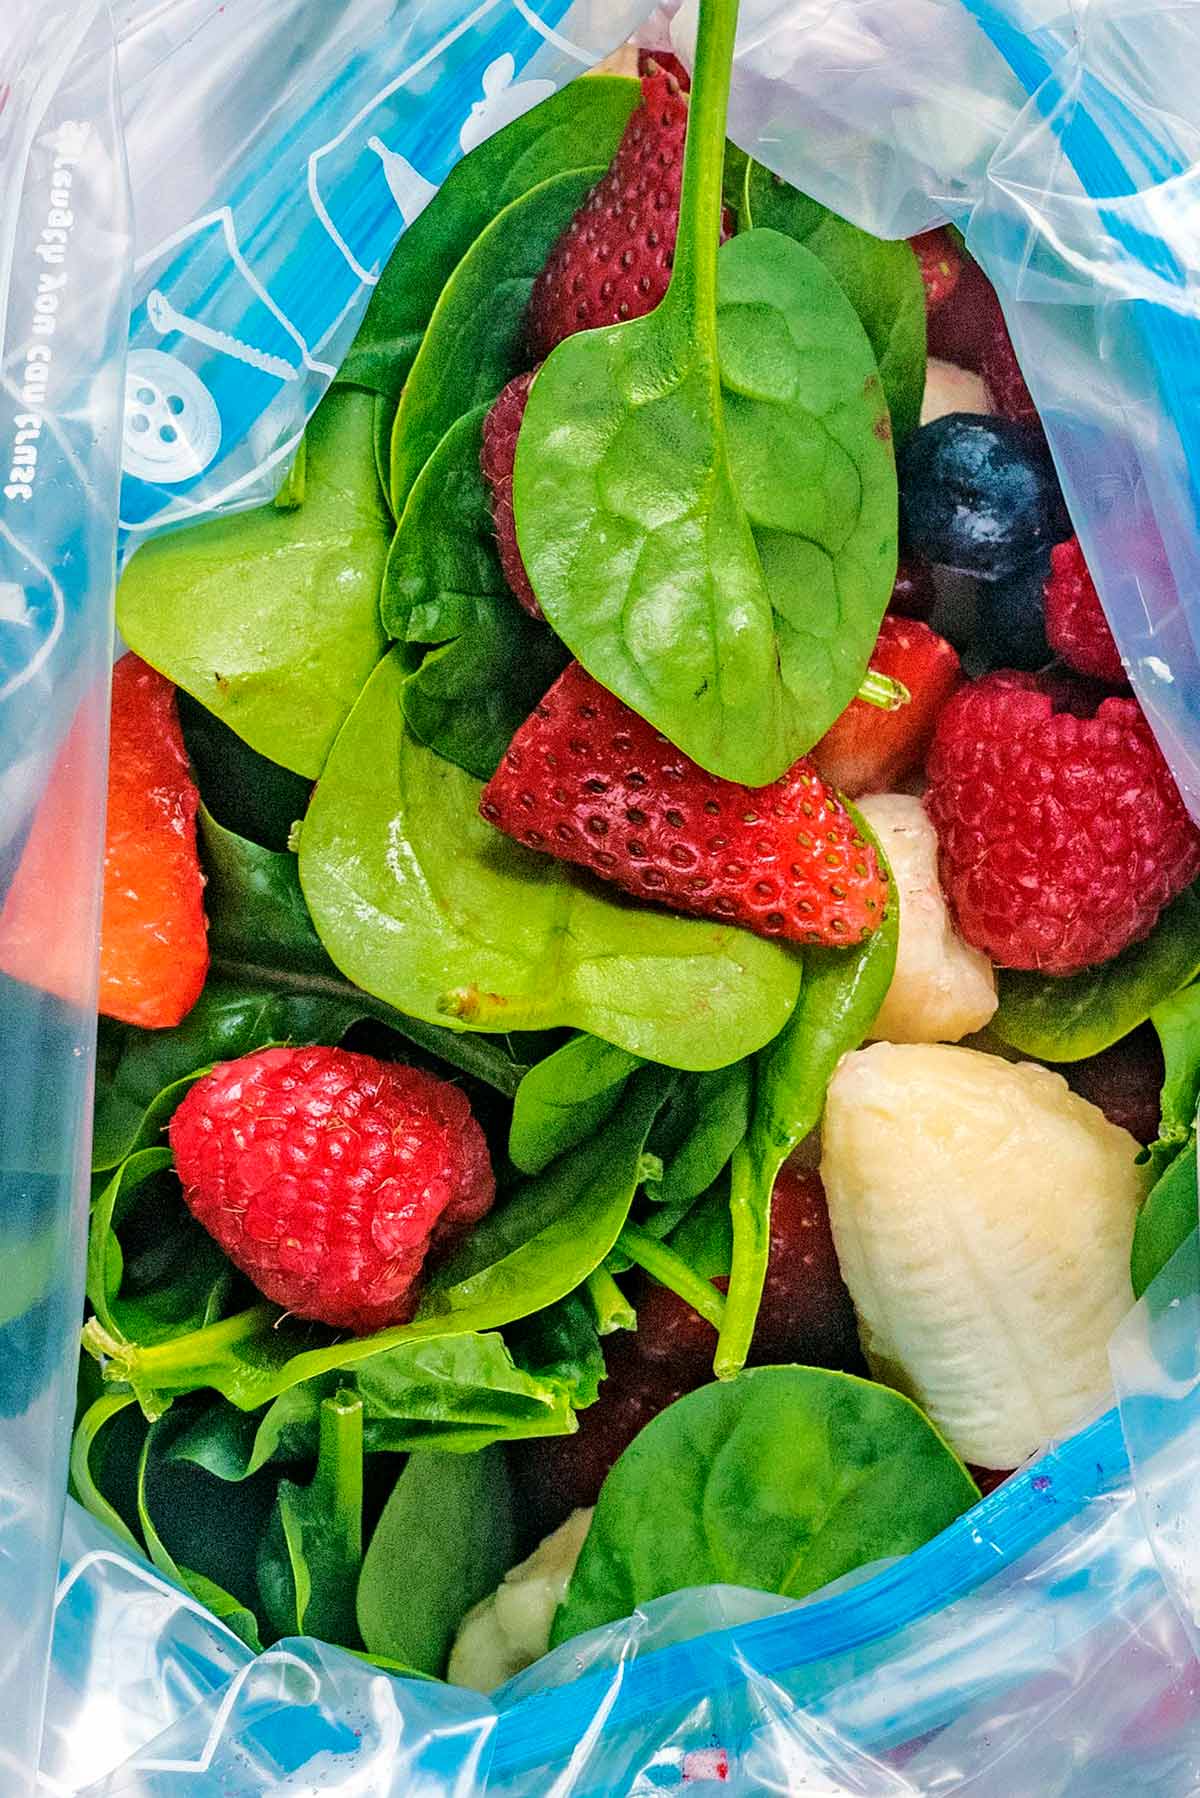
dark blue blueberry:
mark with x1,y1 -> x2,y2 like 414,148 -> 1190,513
899,413 -> 1070,579
971,549 -> 1052,674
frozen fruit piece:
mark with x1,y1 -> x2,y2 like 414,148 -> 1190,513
899,414 -> 1068,579
480,370 -> 541,618
974,551 -> 1052,673
0,654 -> 209,1026
526,67 -> 728,360
1043,536 -> 1126,685
926,251 -> 1002,371
447,1508 -> 593,1692
888,558 -> 937,622
920,357 -> 990,427
634,1163 -> 859,1373
636,46 -> 690,87
856,793 -> 996,1044
968,1466 -> 1012,1497
925,672 -> 1200,974
169,1046 -> 495,1334
1052,1025 -> 1165,1147
821,1042 -> 1148,1467
981,310 -> 1039,425
811,616 -> 960,799
481,662 -> 888,948
911,229 -> 963,314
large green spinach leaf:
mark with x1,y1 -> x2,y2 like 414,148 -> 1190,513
356,1447 -> 514,1676
389,167 -> 601,515
741,161 -> 926,445
1147,982 -> 1200,1179
297,650 -> 800,1068
552,1366 -> 976,1644
257,1392 -> 363,1646
117,388 -> 390,779
512,1 -> 896,787
991,883 -> 1200,1061
339,77 -> 638,403
1132,1136 -> 1198,1299
381,405 -> 566,780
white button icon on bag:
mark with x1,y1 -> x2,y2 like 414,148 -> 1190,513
122,349 -> 221,484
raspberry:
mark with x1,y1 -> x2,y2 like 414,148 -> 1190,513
1043,537 -> 1126,685
481,662 -> 889,948
480,370 -> 540,618
924,673 -> 1200,973
169,1046 -> 495,1334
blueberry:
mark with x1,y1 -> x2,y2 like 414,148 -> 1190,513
899,413 -> 1070,579
971,549 -> 1052,673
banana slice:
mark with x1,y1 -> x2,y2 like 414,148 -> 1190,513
857,792 -> 996,1044
821,1042 -> 1148,1468
447,1508 -> 593,1691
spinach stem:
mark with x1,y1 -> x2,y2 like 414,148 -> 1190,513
586,1264 -> 637,1333
616,1220 -> 727,1331
669,0 -> 741,329
86,1303 -> 276,1390
714,1141 -> 773,1377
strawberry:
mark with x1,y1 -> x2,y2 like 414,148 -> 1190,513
526,67 -> 728,361
637,47 -> 690,88
910,229 -> 962,314
810,616 -> 961,797
481,663 -> 889,947
0,653 -> 208,1026
480,370 -> 541,618
887,557 -> 937,622
170,1045 -> 495,1334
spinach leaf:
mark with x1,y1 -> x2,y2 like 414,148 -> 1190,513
339,77 -> 638,404
1148,983 -> 1200,1178
70,1391 -> 144,1553
510,1034 -> 645,1175
86,1072 -> 668,1413
512,5 -> 896,787
178,694 -> 312,853
991,883 -> 1200,1061
381,405 -> 566,780
649,1060 -> 751,1208
508,1291 -> 606,1410
257,1392 -> 363,1646
552,1366 -> 977,1644
741,161 -> 927,445
390,167 -> 602,516
718,856 -> 898,1376
356,1447 -> 515,1676
1132,1136 -> 1198,1299
117,387 -> 389,779
298,650 -> 801,1068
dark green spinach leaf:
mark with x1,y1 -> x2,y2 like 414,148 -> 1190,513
552,1366 -> 977,1644
178,693 -> 312,853
257,1391 -> 363,1646
1147,982 -> 1200,1178
991,883 -> 1200,1062
356,1447 -> 515,1676
381,404 -> 566,780
298,650 -> 801,1068
649,1060 -> 751,1209
389,167 -> 602,515
1132,1136 -> 1198,1299
509,1034 -> 645,1175
741,161 -> 927,444
338,77 -> 638,403
117,387 -> 390,779
70,1391 -> 144,1553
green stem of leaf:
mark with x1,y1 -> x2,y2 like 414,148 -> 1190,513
714,1140 -> 772,1377
616,1220 -> 727,1331
314,1393 -> 364,1570
666,0 -> 741,330
585,1265 -> 637,1334
857,670 -> 910,713
85,1304 -> 277,1394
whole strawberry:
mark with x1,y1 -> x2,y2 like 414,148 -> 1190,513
170,1046 -> 495,1334
1043,537 -> 1126,685
480,663 -> 889,948
925,672 -> 1200,974
526,66 -> 727,361
480,370 -> 541,618
810,614 -> 960,798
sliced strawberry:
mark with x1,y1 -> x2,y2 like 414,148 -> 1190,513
636,47 -> 690,88
480,370 -> 541,618
911,229 -> 962,314
810,617 -> 961,797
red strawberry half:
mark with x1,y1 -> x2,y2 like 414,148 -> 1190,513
480,663 -> 889,947
810,616 -> 961,797
526,66 -> 727,361
911,229 -> 962,315
480,370 -> 541,618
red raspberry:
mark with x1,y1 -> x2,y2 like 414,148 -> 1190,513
481,662 -> 889,949
910,229 -> 962,315
1043,537 -> 1126,685
169,1046 -> 495,1334
480,370 -> 540,619
526,68 -> 728,361
924,673 -> 1200,974
980,311 -> 1039,425
635,1165 -> 859,1375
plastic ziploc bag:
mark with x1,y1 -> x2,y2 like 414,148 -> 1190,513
6,0 -> 1200,1791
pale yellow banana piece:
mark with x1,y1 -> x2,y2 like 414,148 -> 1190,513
921,358 -> 990,425
858,792 -> 997,1044
821,1042 -> 1148,1469
447,1507 -> 593,1691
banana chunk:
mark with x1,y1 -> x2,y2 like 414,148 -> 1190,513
447,1508 -> 593,1692
858,792 -> 997,1044
921,358 -> 990,425
821,1042 -> 1148,1469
